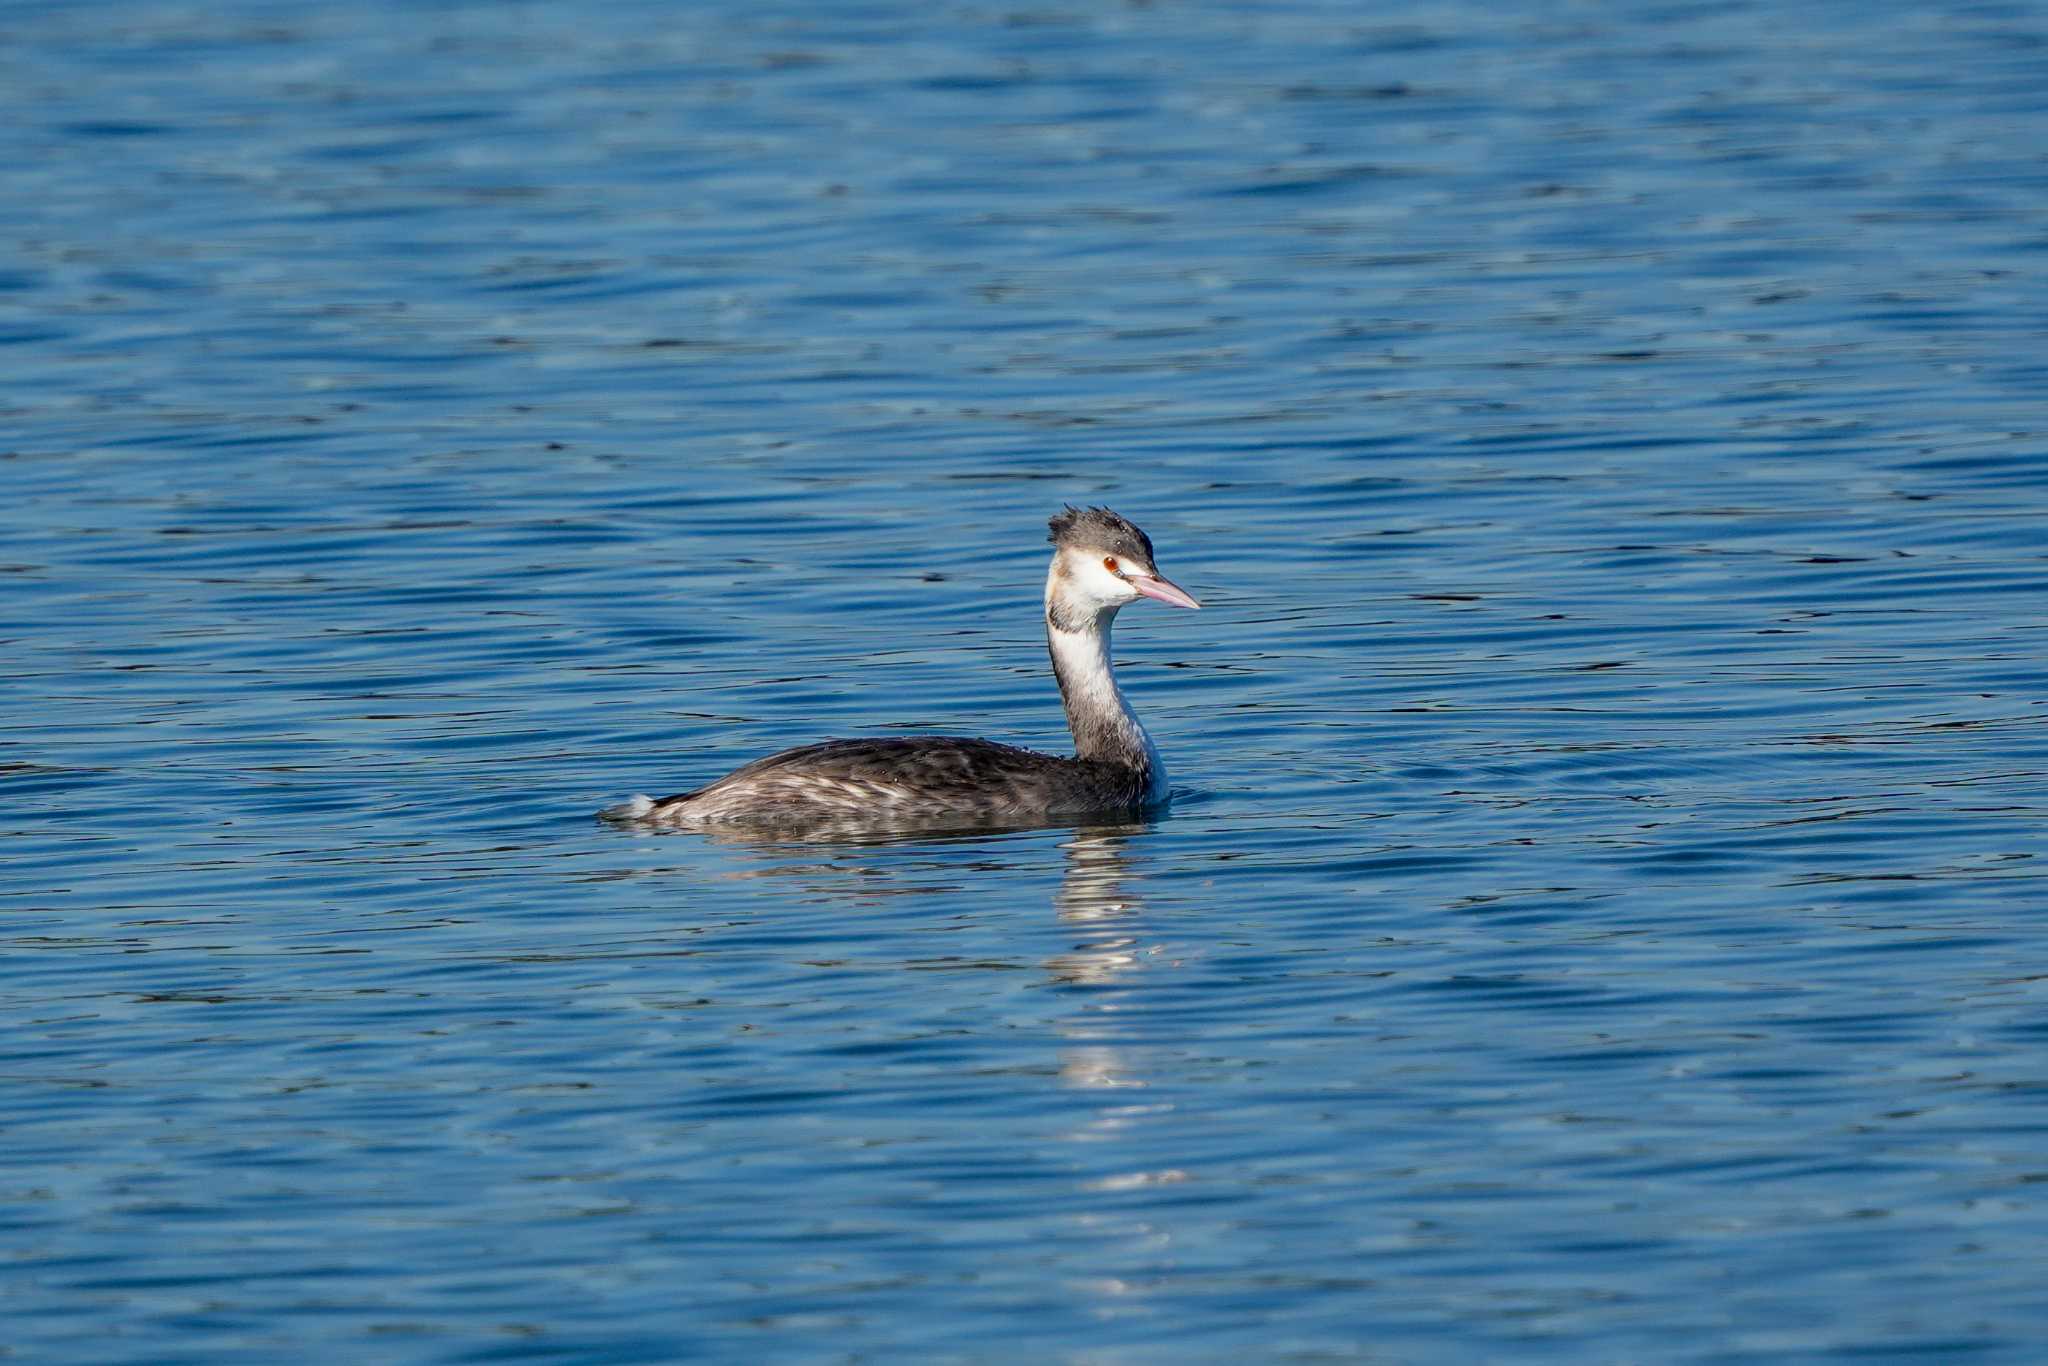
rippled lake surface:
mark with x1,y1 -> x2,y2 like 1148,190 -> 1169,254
6,0 -> 2048,1358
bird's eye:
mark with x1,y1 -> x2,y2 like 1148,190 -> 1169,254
1103,557 -> 1119,573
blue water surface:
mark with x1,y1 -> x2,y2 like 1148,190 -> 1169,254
4,0 -> 2048,1359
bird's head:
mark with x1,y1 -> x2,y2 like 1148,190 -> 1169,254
1045,505 -> 1200,625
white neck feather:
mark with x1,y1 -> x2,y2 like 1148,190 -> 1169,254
1044,568 -> 1166,797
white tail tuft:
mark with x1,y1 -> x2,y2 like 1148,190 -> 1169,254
598,793 -> 657,822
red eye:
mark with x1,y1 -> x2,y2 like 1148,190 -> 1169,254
1103,557 -> 1118,571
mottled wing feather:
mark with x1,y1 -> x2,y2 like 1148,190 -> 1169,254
646,737 -> 1149,827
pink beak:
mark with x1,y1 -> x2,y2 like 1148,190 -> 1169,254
1128,573 -> 1201,610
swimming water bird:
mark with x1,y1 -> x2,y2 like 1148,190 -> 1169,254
601,506 -> 1201,829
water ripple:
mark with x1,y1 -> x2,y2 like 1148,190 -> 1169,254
3,0 -> 2047,1359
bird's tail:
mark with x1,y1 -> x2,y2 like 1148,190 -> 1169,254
597,793 -> 657,822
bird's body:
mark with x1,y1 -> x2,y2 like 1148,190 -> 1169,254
602,506 -> 1199,831
603,737 -> 1152,827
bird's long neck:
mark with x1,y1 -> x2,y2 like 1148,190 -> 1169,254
1045,574 -> 1159,778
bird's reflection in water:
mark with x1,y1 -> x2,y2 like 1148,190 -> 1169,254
679,819 -> 1151,969
1041,826 -> 1154,1096
1046,825 -> 1146,987
623,818 -> 1182,1297
1043,826 -> 1190,1276
631,818 -> 1162,1093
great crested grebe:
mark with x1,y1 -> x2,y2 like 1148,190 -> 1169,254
601,506 -> 1200,829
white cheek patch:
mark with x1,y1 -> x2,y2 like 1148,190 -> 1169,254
1078,556 -> 1140,600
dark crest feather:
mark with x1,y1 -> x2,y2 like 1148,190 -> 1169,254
1047,504 -> 1156,564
